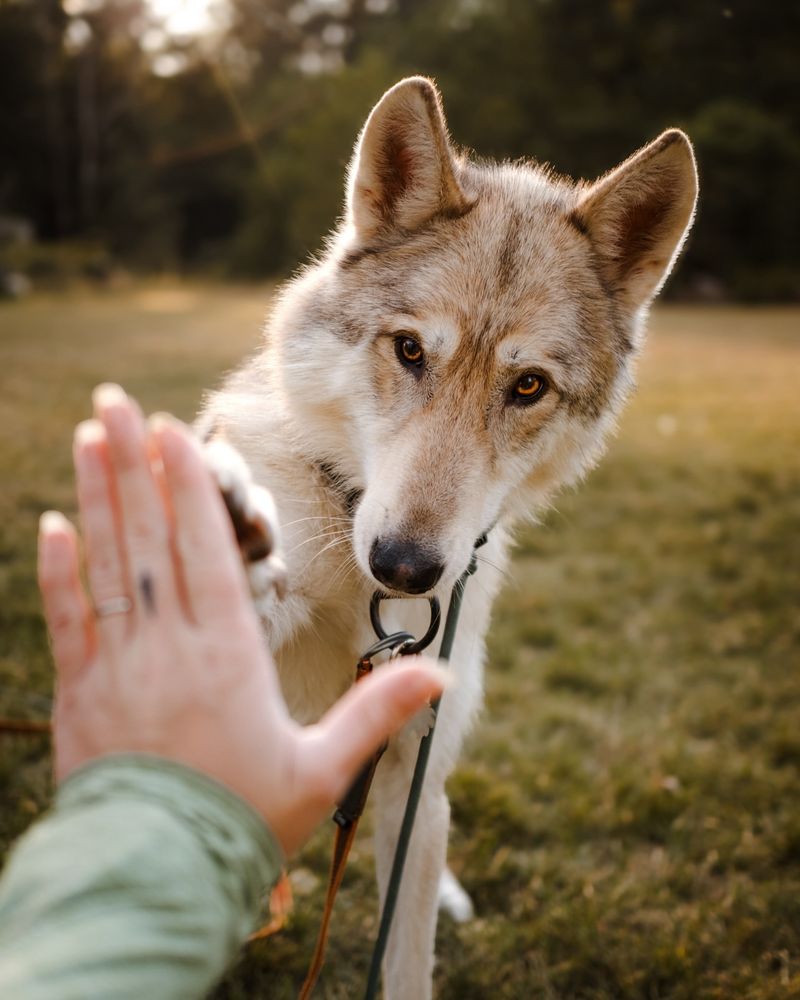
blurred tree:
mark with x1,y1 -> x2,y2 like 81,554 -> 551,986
0,0 -> 798,297
688,100 -> 800,299
0,0 -> 70,237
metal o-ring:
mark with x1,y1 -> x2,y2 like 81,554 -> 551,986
369,592 -> 441,656
360,632 -> 416,662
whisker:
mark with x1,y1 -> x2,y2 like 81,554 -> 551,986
476,554 -> 509,578
284,527 -> 351,553
304,535 -> 352,575
274,495 -> 330,505
327,551 -> 361,592
314,535 -> 352,560
285,528 -> 347,548
280,515 -> 353,530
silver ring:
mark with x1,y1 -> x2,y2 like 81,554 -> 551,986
95,596 -> 133,618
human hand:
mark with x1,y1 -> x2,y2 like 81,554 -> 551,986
38,385 -> 447,855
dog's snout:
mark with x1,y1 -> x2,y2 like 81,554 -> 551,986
369,537 -> 444,595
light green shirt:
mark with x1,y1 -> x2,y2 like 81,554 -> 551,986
0,755 -> 283,999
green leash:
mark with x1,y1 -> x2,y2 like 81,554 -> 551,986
364,537 -> 485,999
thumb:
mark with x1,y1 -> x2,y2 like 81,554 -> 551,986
311,658 -> 450,800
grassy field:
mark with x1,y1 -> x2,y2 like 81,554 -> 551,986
1,287 -> 799,999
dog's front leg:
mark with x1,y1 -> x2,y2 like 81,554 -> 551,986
372,748 -> 450,1000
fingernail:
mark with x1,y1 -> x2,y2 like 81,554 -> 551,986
148,414 -> 180,454
149,414 -> 199,463
39,510 -> 70,534
149,412 -> 185,434
74,419 -> 105,446
92,383 -> 126,410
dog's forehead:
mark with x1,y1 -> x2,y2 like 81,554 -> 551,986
371,167 -> 596,344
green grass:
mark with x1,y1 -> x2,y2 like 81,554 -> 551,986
1,289 -> 799,998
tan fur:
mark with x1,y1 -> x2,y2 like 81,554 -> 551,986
199,77 -> 697,999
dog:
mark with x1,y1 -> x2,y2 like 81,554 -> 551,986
197,77 -> 698,999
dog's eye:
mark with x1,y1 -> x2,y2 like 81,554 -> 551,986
511,373 -> 547,404
394,335 -> 424,370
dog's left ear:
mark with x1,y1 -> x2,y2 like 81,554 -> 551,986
346,77 -> 471,241
574,130 -> 698,312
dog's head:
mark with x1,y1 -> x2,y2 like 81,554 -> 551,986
273,77 -> 697,595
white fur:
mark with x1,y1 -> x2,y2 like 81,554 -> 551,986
197,77 -> 697,999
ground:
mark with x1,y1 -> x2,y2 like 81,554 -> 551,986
1,287 -> 798,999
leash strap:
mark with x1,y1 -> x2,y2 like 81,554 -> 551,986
298,760 -> 376,1000
0,718 -> 51,734
364,534 -> 486,1000
299,639 -> 412,1000
299,534 -> 487,998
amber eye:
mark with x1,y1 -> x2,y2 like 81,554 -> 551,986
394,335 -> 424,369
512,372 -> 547,404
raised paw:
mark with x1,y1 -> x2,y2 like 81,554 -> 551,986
204,438 -> 288,600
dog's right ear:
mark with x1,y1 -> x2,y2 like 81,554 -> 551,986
346,77 -> 471,241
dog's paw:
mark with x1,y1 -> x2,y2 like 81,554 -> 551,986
204,438 -> 288,600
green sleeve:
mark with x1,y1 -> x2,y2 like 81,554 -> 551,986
0,754 -> 284,999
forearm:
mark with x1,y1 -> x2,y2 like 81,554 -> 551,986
0,755 -> 282,1000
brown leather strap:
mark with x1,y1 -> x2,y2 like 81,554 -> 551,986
298,817 -> 359,999
249,872 -> 294,942
298,656 -> 382,999
0,717 -> 51,734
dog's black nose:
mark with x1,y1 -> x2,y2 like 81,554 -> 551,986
369,537 -> 444,594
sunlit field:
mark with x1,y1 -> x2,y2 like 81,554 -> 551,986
1,288 -> 798,999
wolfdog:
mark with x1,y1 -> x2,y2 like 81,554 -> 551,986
198,77 -> 697,999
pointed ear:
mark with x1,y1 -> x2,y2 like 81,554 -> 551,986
346,77 -> 471,240
574,130 -> 698,311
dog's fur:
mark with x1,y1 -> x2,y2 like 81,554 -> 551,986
198,78 -> 698,998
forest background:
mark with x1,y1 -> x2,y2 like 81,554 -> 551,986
1,0 -> 798,300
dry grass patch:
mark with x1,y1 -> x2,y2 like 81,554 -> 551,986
1,291 -> 798,998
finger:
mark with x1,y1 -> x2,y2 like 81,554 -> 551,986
38,511 -> 94,680
74,420 -> 132,649
146,431 -> 193,617
150,415 -> 251,624
92,385 -> 180,621
307,659 -> 450,801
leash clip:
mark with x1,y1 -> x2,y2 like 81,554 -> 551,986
388,638 -> 416,660
332,628 -> 417,832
